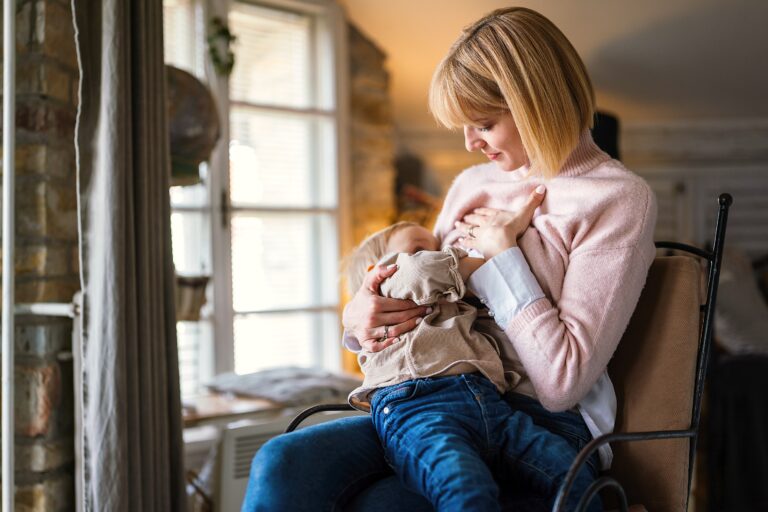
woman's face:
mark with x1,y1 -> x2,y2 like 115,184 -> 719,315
387,226 -> 439,254
463,111 -> 527,171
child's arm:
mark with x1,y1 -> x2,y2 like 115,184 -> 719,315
380,248 -> 472,304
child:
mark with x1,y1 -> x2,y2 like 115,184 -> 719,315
342,221 -> 527,511
344,221 -> 516,410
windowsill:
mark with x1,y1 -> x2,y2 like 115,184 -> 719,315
182,392 -> 284,429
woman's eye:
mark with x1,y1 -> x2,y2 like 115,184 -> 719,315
478,125 -> 492,133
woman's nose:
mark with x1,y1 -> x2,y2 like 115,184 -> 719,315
463,126 -> 485,152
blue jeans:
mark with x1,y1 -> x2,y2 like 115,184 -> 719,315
242,374 -> 601,511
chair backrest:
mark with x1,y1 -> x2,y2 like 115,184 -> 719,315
607,255 -> 703,512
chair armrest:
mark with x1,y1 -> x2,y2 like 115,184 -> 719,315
552,429 -> 695,512
285,403 -> 355,433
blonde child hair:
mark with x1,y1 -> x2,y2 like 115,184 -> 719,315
342,221 -> 421,295
429,7 -> 595,178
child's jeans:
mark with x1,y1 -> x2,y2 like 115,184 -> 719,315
370,373 -> 601,512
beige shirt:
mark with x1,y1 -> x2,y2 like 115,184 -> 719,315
348,247 -> 522,411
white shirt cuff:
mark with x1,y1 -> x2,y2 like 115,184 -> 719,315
342,331 -> 362,353
467,247 -> 545,329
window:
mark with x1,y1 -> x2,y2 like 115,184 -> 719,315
163,0 -> 346,398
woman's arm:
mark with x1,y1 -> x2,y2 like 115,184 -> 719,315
462,187 -> 658,412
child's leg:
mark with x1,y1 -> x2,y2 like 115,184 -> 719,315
440,374 -> 598,511
489,391 -> 602,512
370,377 -> 501,512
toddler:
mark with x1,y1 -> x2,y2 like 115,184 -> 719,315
343,221 -> 524,511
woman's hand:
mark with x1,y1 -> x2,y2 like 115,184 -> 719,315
342,264 -> 431,352
455,185 -> 546,258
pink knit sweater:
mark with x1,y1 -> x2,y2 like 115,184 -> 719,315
434,131 -> 657,412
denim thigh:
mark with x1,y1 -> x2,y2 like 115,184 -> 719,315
504,391 -> 600,475
242,415 -> 392,512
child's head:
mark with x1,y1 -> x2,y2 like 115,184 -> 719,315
343,222 -> 439,294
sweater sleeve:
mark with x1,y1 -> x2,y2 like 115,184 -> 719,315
379,248 -> 467,305
502,191 -> 657,412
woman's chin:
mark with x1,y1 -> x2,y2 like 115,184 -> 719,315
495,157 -> 527,172
496,161 -> 519,172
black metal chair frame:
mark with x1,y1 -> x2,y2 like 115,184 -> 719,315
285,194 -> 733,512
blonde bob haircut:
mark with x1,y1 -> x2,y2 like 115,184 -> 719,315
341,221 -> 420,295
429,7 -> 595,178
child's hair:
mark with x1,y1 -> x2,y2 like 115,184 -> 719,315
429,7 -> 595,178
342,221 -> 421,295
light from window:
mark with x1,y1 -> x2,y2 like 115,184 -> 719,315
228,2 -> 340,375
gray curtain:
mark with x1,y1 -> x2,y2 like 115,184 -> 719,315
72,0 -> 185,510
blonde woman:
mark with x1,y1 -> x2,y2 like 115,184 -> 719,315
243,7 -> 656,512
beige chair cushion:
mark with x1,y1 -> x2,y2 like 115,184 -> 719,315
607,256 -> 703,512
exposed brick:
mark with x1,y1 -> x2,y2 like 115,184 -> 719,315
14,315 -> 72,358
15,276 -> 80,304
15,438 -> 74,473
15,473 -> 73,512
14,362 -> 61,437
8,178 -> 77,240
13,1 -> 34,51
70,245 -> 79,274
44,179 -> 78,239
11,245 -> 47,275
0,245 -> 69,277
15,178 -> 47,238
348,23 -> 396,249
16,100 -> 76,140
6,144 -> 74,178
11,57 -> 72,103
33,0 -> 77,70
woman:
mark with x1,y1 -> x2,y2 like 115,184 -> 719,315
243,7 -> 656,511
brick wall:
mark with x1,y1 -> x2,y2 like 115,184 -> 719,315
1,0 -> 78,509
348,24 -> 396,246
341,24 -> 396,373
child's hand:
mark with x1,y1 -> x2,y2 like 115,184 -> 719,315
454,185 -> 545,259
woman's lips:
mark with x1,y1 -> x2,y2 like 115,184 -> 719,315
485,152 -> 501,161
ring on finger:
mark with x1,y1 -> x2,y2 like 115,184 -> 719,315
384,325 -> 390,338
468,225 -> 476,239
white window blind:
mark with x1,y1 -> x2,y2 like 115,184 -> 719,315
227,2 -> 340,375
163,0 -> 344,396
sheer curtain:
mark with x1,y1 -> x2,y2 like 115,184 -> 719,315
73,0 -> 184,510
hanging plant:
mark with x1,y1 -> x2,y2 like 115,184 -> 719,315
208,17 -> 236,77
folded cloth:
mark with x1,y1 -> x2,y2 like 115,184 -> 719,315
206,366 -> 363,407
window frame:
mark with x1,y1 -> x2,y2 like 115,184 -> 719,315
166,0 -> 350,391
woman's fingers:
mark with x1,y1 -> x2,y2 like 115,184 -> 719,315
472,207 -> 500,216
359,314 -> 427,353
360,337 -> 396,352
373,304 -> 431,326
461,212 -> 490,225
458,236 -> 477,250
362,263 -> 399,293
373,296 -> 420,313
520,185 -> 547,223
